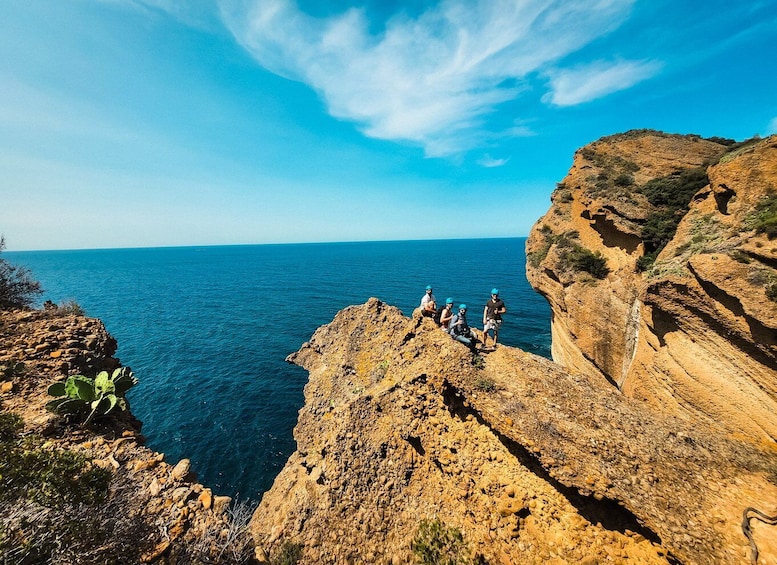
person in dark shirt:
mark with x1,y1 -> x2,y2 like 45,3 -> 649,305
482,288 -> 506,349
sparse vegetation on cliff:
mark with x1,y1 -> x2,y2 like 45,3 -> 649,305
0,236 -> 43,310
745,192 -> 777,239
0,412 -> 122,564
0,413 -> 111,506
718,135 -> 762,164
636,167 -> 710,271
528,228 -> 610,279
411,518 -> 476,565
562,245 -> 610,279
578,147 -> 640,198
273,541 -> 303,565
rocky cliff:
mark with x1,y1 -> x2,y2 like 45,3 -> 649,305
0,308 -> 250,564
250,299 -> 777,564
525,131 -> 777,445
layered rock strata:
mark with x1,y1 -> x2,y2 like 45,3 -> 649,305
526,132 -> 777,444
251,299 -> 777,564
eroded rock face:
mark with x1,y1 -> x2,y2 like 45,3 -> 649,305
251,299 -> 777,564
526,131 -> 777,444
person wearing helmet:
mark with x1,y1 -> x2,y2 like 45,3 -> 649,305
483,288 -> 506,348
420,284 -> 437,318
438,297 -> 455,329
449,303 -> 476,350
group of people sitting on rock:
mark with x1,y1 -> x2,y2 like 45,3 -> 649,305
419,285 -> 506,352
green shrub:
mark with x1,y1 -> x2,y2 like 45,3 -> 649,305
729,250 -> 752,264
558,244 -> 610,279
474,376 -> 495,391
0,412 -> 111,506
57,299 -> 85,316
640,167 -> 708,209
411,518 -> 471,565
636,253 -> 657,272
46,368 -> 138,426
637,167 -> 710,258
704,136 -> 736,146
748,193 -> 777,239
0,236 -> 43,310
273,541 -> 303,565
569,247 -> 610,278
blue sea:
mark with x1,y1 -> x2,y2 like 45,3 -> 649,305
7,238 -> 551,501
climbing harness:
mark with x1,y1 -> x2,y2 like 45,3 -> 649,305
742,506 -> 777,564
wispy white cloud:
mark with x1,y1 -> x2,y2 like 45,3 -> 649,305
767,117 -> 777,136
218,0 -> 637,156
477,154 -> 510,168
543,58 -> 661,106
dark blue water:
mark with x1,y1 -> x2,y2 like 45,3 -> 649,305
7,238 -> 550,500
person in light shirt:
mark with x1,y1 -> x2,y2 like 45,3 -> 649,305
420,284 -> 436,318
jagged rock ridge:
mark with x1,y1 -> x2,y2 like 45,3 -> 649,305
251,299 -> 777,564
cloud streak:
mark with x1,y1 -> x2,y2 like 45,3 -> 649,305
219,0 -> 643,156
543,59 -> 662,106
767,117 -> 777,136
477,154 -> 510,168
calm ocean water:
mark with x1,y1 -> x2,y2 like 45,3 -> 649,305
8,238 -> 551,501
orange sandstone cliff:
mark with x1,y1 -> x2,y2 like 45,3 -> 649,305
525,131 -> 777,445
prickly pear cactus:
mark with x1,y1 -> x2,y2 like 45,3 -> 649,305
46,367 -> 138,426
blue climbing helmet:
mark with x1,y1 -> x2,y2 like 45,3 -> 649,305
426,285 -> 433,290
458,304 -> 467,310
491,288 -> 499,295
446,297 -> 454,304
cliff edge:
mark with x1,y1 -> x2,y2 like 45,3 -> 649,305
251,299 -> 777,564
526,131 -> 777,445
0,308 -> 250,564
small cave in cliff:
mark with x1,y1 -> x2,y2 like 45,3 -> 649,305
713,183 -> 735,214
584,209 -> 642,254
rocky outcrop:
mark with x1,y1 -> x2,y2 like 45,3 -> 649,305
526,131 -> 777,444
251,299 -> 777,564
0,308 -> 248,564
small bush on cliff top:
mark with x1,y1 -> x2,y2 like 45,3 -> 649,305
0,236 -> 43,310
412,518 -> 473,565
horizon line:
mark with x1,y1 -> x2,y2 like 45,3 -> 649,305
4,235 -> 530,254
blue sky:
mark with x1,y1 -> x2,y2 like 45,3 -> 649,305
2,0 -> 776,251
